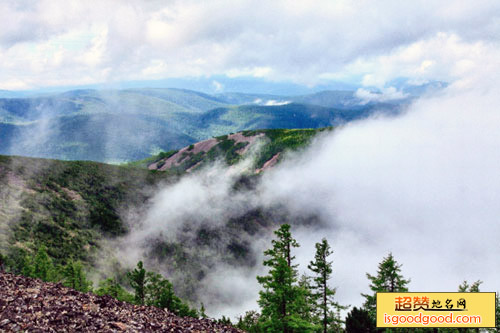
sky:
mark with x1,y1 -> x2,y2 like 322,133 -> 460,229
1,0 -> 499,93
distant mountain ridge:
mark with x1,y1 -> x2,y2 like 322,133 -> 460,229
0,87 -> 413,162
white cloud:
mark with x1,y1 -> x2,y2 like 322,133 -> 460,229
264,100 -> 290,106
347,32 -> 500,89
260,78 -> 500,306
141,59 -> 168,76
75,27 -> 108,67
226,67 -> 273,78
355,87 -> 408,104
252,98 -> 291,106
212,80 -> 224,92
1,0 -> 499,89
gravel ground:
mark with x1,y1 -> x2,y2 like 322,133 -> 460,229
0,272 -> 243,332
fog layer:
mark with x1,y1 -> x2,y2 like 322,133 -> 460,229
116,77 -> 500,318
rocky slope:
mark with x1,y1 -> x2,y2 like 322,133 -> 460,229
143,128 -> 327,173
0,272 -> 242,332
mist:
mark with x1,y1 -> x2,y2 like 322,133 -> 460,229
6,99 -> 62,159
261,84 -> 500,309
113,78 -> 500,319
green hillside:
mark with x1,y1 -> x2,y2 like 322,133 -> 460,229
0,155 -> 173,266
132,128 -> 330,173
0,128 -> 326,301
0,88 -> 400,162
193,103 -> 361,136
1,114 -> 195,162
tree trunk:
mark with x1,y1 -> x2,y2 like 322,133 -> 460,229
282,294 -> 287,333
287,242 -> 291,267
323,267 -> 327,333
323,286 -> 327,333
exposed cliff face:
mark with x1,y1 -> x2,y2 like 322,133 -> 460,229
0,272 -> 242,332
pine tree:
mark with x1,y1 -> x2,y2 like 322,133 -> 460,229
257,224 -> 312,332
5,247 -> 30,274
362,252 -> 410,321
237,310 -> 262,332
143,270 -> 199,318
345,307 -> 376,333
200,303 -> 207,319
61,260 -> 92,292
0,252 -> 5,271
295,274 -> 319,328
145,271 -> 177,310
218,316 -> 232,325
127,261 -> 147,305
26,246 -> 57,282
458,280 -> 482,292
308,238 -> 346,332
495,293 -> 500,332
95,277 -> 135,303
439,281 -> 485,333
96,264 -> 198,317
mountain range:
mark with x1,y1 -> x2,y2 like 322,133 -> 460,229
0,88 -> 412,162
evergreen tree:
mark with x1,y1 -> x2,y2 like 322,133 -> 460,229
296,274 -> 319,328
127,261 -> 147,305
257,224 -> 312,332
5,247 -> 30,274
95,277 -> 135,303
200,303 -> 207,319
218,316 -> 232,325
308,238 -> 346,332
0,252 -> 5,271
25,246 -> 57,282
438,281 -> 486,333
61,260 -> 92,292
362,252 -> 410,321
237,310 -> 262,332
21,255 -> 35,278
345,307 -> 376,333
145,271 -> 177,309
142,268 -> 198,318
441,280 -> 483,333
458,280 -> 482,292
495,293 -> 500,332
175,301 -> 199,318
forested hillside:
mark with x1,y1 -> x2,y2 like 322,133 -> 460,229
0,88 -> 403,162
0,128 -> 325,308
0,155 -> 170,266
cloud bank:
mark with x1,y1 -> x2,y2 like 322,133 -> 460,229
261,84 -> 500,309
1,0 -> 500,89
115,71 -> 500,319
